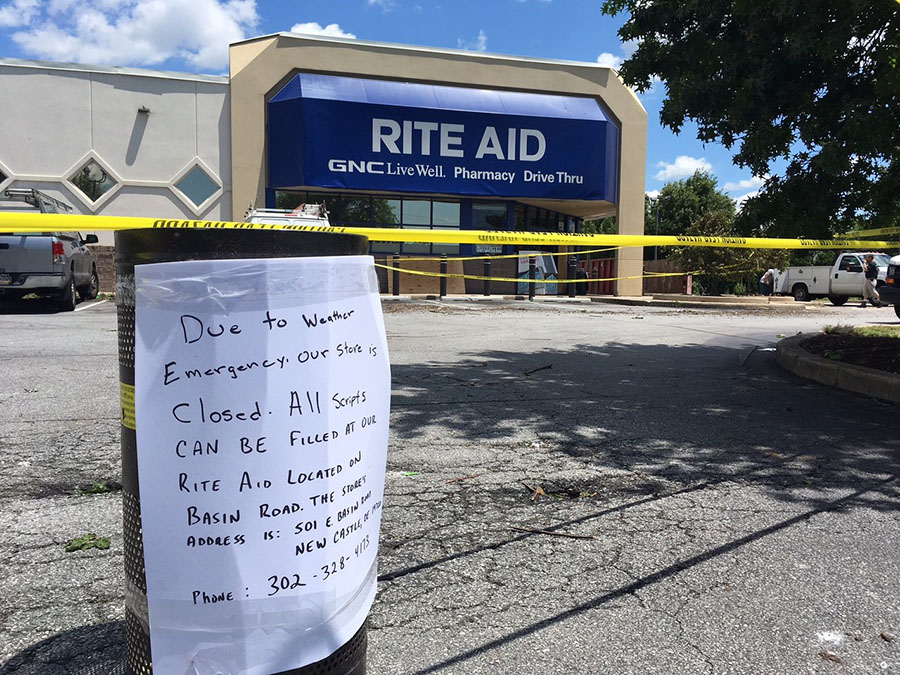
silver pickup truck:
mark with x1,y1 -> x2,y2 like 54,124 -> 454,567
0,188 -> 99,311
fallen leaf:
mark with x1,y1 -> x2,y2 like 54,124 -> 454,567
819,651 -> 842,664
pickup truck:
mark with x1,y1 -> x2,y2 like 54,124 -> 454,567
875,254 -> 900,319
772,252 -> 889,304
0,188 -> 99,311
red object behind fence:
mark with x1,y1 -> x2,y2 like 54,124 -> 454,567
579,258 -> 616,295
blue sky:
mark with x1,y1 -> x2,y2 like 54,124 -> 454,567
0,0 -> 766,204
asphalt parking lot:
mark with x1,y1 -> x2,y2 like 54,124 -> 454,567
1,297 -> 899,674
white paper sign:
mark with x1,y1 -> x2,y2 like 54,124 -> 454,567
134,256 -> 390,675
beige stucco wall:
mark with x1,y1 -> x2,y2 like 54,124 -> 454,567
229,34 -> 647,295
0,59 -> 232,246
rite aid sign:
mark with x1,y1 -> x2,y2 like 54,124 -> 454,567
268,74 -> 619,202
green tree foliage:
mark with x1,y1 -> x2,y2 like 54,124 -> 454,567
645,171 -> 785,294
602,0 -> 900,236
669,211 -> 790,295
647,170 -> 735,262
580,216 -> 617,235
652,171 -> 736,236
580,216 -> 618,258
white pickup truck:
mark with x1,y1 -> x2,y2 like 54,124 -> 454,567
773,252 -> 889,304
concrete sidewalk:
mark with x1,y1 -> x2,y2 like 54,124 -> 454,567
383,292 -> 815,311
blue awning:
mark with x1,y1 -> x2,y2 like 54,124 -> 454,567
268,73 -> 619,202
273,73 -> 614,122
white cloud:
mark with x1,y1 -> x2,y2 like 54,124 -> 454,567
367,0 -> 398,11
654,155 -> 713,181
734,190 -> 759,210
598,39 -> 662,95
725,174 -> 768,210
645,190 -> 660,200
597,39 -> 637,71
723,175 -> 768,192
290,22 -> 356,39
10,0 -> 258,70
596,52 -> 623,70
0,0 -> 40,28
457,29 -> 487,52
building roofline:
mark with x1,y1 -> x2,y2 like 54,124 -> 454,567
0,57 -> 229,84
0,35 -> 616,84
232,32 -> 616,72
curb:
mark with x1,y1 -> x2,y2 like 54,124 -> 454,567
589,296 -> 814,311
776,334 -> 900,404
380,294 -> 813,310
383,294 -> 598,303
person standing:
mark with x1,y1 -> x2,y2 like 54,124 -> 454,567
860,253 -> 882,308
759,268 -> 775,296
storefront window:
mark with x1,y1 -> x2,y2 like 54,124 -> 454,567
274,191 -> 304,209
269,192 -> 508,255
371,242 -> 400,254
473,202 -> 506,230
372,198 -> 401,226
432,242 -> 460,255
432,201 -> 460,227
555,213 -> 566,232
402,199 -> 431,225
515,204 -> 527,230
306,193 -> 340,220
342,196 -> 371,223
401,235 -> 430,254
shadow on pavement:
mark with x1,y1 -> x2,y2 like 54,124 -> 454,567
380,340 -> 900,584
387,340 -> 900,509
383,340 -> 900,670
0,298 -> 67,314
0,621 -> 124,675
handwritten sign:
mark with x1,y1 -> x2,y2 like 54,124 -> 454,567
133,256 -> 390,675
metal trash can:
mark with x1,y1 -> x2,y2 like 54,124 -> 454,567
116,228 -> 370,675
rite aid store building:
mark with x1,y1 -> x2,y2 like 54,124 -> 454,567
0,33 -> 647,295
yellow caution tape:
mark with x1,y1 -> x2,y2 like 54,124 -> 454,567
3,212 -> 900,250
834,226 -> 900,239
120,382 -> 136,431
373,263 -> 691,284
385,246 -> 622,263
